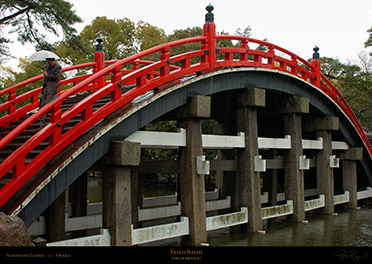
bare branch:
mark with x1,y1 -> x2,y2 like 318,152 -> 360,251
0,6 -> 33,24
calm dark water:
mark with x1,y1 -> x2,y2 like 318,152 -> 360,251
87,178 -> 372,247
208,205 -> 372,246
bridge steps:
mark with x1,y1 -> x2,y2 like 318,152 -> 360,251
0,90 -> 114,191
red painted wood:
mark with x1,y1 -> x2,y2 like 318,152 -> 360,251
0,19 -> 370,211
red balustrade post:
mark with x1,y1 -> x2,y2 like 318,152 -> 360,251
240,40 -> 249,62
132,61 -> 139,71
94,38 -> 106,89
111,66 -> 122,102
8,88 -> 16,116
160,47 -> 170,76
203,4 -> 216,72
311,46 -> 321,87
291,55 -> 298,75
49,102 -> 62,146
81,105 -> 93,121
12,158 -> 25,180
268,45 -> 275,67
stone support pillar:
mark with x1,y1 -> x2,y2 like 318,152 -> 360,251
310,117 -> 339,214
179,95 -> 210,245
281,96 -> 309,222
340,147 -> 363,209
46,191 -> 65,242
236,88 -> 265,232
103,141 -> 140,246
69,172 -> 88,237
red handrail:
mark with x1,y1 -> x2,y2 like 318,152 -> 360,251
0,60 -> 176,127
0,21 -> 371,211
214,34 -> 372,157
0,62 -> 97,127
0,36 -> 208,208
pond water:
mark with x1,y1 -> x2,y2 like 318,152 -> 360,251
208,205 -> 372,246
87,177 -> 372,247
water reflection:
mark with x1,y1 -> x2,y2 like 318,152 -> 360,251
208,206 -> 372,246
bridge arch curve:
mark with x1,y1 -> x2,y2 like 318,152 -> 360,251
8,67 -> 372,227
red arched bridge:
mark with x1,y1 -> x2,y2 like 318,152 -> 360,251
0,5 -> 371,245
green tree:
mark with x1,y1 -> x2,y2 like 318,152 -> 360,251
235,26 -> 252,37
320,53 -> 372,129
167,26 -> 203,53
0,58 -> 44,90
339,71 -> 372,129
79,16 -> 137,61
135,21 -> 167,61
320,57 -> 359,80
52,17 -> 166,65
53,35 -> 92,66
0,0 -> 82,63
135,21 -> 167,52
365,25 -> 372,53
167,26 -> 203,64
0,58 -> 45,111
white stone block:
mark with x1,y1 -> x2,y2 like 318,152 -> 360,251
125,128 -> 186,149
206,196 -> 231,211
47,229 -> 110,246
254,155 -> 266,172
331,141 -> 349,150
304,195 -> 325,211
258,135 -> 291,149
329,155 -> 340,168
138,202 -> 181,221
202,132 -> 245,149
261,200 -> 294,220
357,187 -> 372,200
206,207 -> 248,231
334,191 -> 350,205
196,155 -> 210,175
131,217 -> 189,245
299,155 -> 310,170
302,137 -> 323,150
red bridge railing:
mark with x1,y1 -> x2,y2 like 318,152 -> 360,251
0,6 -> 371,211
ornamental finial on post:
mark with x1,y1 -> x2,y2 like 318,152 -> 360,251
312,45 -> 320,60
96,37 -> 103,52
311,45 -> 321,87
205,3 -> 214,23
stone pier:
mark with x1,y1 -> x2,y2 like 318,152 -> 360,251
103,141 -> 141,246
281,96 -> 309,222
46,191 -> 65,242
178,95 -> 210,245
312,117 -> 339,214
340,147 -> 363,208
236,88 -> 265,232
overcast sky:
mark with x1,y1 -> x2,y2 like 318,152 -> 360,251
3,0 -> 372,70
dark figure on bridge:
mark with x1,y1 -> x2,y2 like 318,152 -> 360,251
39,58 -> 62,128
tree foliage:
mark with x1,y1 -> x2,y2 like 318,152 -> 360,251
365,25 -> 372,52
336,55 -> 372,129
317,53 -> 372,129
3,12 -> 371,131
320,57 -> 360,80
0,0 -> 82,63
80,16 -> 137,61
